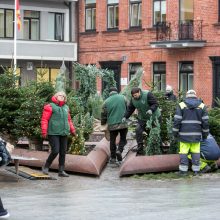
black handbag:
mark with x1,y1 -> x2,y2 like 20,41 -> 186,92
0,139 -> 11,167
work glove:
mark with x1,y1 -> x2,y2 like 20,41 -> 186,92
146,109 -> 152,115
122,117 -> 126,123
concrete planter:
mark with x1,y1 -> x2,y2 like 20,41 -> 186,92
119,141 -> 220,177
12,138 -> 110,176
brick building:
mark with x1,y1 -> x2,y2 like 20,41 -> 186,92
78,0 -> 220,107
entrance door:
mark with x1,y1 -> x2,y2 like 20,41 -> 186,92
99,61 -> 122,92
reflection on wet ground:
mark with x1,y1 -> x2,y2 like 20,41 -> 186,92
1,164 -> 220,220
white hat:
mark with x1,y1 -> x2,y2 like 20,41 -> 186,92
186,90 -> 197,98
166,85 -> 173,92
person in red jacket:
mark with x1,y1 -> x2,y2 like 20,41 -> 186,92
41,91 -> 75,177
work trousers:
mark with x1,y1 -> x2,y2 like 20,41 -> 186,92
179,142 -> 200,172
109,128 -> 128,159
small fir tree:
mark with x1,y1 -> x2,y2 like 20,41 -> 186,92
144,117 -> 162,156
121,67 -> 143,101
166,115 -> 178,154
0,67 -> 22,137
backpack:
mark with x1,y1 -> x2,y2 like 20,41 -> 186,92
0,138 -> 11,167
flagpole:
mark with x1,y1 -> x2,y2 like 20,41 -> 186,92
14,0 -> 17,75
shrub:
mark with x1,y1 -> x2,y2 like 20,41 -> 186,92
208,107 -> 220,145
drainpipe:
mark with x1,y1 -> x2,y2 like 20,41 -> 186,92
64,0 -> 74,88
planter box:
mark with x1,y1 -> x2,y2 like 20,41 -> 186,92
119,140 -> 220,177
12,137 -> 110,176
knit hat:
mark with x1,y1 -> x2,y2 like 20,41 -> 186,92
166,85 -> 173,92
109,87 -> 118,93
186,89 -> 197,98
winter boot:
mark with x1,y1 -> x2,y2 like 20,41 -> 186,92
116,150 -> 122,162
178,170 -> 188,176
210,162 -> 218,172
109,158 -> 116,164
200,165 -> 212,174
0,209 -> 10,219
58,166 -> 69,177
42,163 -> 50,175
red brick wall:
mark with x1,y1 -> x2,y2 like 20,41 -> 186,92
78,0 -> 220,106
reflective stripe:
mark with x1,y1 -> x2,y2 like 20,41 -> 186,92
198,103 -> 205,109
192,165 -> 200,172
179,102 -> 187,109
202,129 -> 209,132
172,128 -> 179,131
179,165 -> 188,172
202,116 -> 209,120
174,115 -> 182,119
181,120 -> 201,124
179,132 -> 202,136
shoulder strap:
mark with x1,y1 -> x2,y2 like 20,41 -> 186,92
198,103 -> 205,109
179,102 -> 187,109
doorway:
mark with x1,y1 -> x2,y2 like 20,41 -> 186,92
99,61 -> 122,92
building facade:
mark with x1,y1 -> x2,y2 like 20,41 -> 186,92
78,0 -> 220,107
0,0 -> 78,86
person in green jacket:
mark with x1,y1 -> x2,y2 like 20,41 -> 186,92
123,87 -> 161,155
101,87 -> 128,163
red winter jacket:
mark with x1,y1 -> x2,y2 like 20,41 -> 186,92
41,96 -> 75,137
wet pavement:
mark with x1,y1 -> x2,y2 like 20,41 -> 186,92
1,164 -> 220,220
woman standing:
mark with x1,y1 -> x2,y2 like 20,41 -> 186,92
41,91 -> 76,177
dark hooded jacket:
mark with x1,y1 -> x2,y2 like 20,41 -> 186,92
200,134 -> 220,161
172,97 -> 209,143
165,91 -> 177,101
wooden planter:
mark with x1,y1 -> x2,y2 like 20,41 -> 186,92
12,137 -> 110,176
119,140 -> 220,177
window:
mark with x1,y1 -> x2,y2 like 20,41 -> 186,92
130,0 -> 142,28
0,9 -> 14,38
37,68 -> 59,83
179,0 -> 194,40
107,0 -> 119,29
153,0 -> 166,25
85,0 -> 96,31
48,13 -> 64,41
129,63 -> 142,80
153,62 -> 166,91
23,10 -> 40,40
180,0 -> 193,21
179,62 -> 193,93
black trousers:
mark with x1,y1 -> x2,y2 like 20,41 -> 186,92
45,135 -> 68,168
136,120 -> 147,145
136,118 -> 161,145
109,128 -> 128,159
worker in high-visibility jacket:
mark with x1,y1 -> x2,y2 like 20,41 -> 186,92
173,90 -> 209,175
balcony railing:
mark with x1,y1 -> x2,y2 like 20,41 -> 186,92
156,20 -> 203,42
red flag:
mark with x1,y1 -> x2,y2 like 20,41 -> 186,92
16,0 -> 21,30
